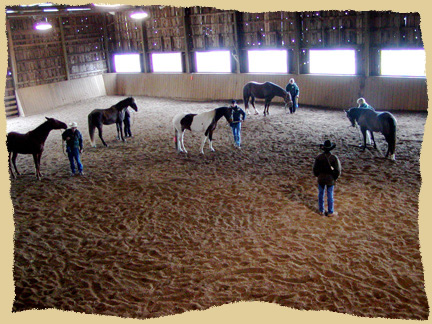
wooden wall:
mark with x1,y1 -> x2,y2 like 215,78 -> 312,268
112,73 -> 427,111
16,75 -> 106,116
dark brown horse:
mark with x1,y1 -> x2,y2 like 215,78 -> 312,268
243,81 -> 293,116
7,117 -> 67,180
345,107 -> 397,160
88,97 -> 138,147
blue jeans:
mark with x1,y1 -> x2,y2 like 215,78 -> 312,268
318,184 -> 334,214
67,147 -> 83,174
231,123 -> 242,147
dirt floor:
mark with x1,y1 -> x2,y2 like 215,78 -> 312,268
7,96 -> 429,320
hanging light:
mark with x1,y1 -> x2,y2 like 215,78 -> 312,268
34,18 -> 52,31
130,9 -> 149,20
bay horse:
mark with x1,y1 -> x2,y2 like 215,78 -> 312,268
243,81 -> 293,116
173,107 -> 233,154
88,97 -> 138,147
7,117 -> 67,180
345,107 -> 397,160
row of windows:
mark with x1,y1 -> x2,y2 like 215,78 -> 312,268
114,49 -> 426,77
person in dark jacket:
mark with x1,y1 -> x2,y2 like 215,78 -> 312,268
229,100 -> 246,148
62,122 -> 84,176
285,78 -> 300,114
313,140 -> 342,216
124,108 -> 132,138
357,97 -> 375,110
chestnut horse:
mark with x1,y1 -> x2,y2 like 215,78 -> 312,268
243,81 -> 293,116
7,117 -> 67,180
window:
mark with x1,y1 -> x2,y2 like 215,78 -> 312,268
309,49 -> 356,75
114,54 -> 141,73
247,50 -> 288,73
151,52 -> 183,73
195,51 -> 231,73
381,49 -> 425,77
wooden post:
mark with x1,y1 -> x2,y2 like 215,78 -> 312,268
292,12 -> 302,75
363,11 -> 371,77
182,8 -> 192,73
58,17 -> 70,80
140,19 -> 150,73
232,10 -> 241,74
103,14 -> 112,73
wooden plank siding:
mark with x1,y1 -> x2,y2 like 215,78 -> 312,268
16,75 -> 106,116
112,73 -> 427,111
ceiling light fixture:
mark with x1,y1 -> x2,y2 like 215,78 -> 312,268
130,10 -> 149,20
34,18 -> 52,31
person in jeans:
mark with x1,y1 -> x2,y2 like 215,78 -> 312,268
285,78 -> 300,113
229,100 -> 246,148
124,108 -> 132,138
313,140 -> 341,216
357,97 -> 374,144
62,122 -> 84,176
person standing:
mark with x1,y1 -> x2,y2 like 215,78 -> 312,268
124,108 -> 132,138
229,100 -> 246,149
62,122 -> 84,176
286,78 -> 300,114
313,140 -> 342,216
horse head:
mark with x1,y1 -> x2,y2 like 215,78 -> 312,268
224,107 -> 233,124
345,109 -> 357,127
45,117 -> 67,130
127,97 -> 138,112
284,92 -> 293,108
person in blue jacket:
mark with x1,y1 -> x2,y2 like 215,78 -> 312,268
229,100 -> 246,149
124,108 -> 132,138
357,98 -> 375,145
286,78 -> 300,113
62,122 -> 84,176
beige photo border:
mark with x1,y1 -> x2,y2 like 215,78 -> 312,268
1,0 -> 430,323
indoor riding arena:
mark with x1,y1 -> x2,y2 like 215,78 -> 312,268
4,4 -> 429,322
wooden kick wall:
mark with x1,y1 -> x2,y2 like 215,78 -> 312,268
16,75 -> 106,116
110,73 -> 428,111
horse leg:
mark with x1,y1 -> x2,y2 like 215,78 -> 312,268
200,135 -> 208,154
208,131 -> 215,152
180,131 -> 187,153
8,152 -> 16,178
360,127 -> 368,151
97,126 -> 108,147
33,153 -> 41,180
250,96 -> 259,115
11,152 -> 20,176
117,122 -> 125,142
370,132 -> 377,149
37,153 -> 43,178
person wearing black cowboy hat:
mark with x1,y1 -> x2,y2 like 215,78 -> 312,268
313,139 -> 342,216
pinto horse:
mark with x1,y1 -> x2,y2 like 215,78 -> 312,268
345,107 -> 397,160
7,117 -> 67,180
243,81 -> 293,116
173,107 -> 233,154
88,97 -> 138,147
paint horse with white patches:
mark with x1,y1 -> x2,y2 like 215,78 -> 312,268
173,107 -> 233,154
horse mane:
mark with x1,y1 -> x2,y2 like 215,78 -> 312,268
114,97 -> 134,110
214,107 -> 231,121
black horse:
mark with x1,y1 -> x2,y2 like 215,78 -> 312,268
243,81 -> 293,116
88,97 -> 138,147
7,117 -> 67,180
345,107 -> 397,160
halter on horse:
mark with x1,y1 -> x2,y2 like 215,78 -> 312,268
345,107 -> 397,160
243,81 -> 293,116
173,106 -> 233,154
7,117 -> 68,180
88,97 -> 138,147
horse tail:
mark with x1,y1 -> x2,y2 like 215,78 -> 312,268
88,113 -> 95,147
388,113 -> 397,157
243,83 -> 250,109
